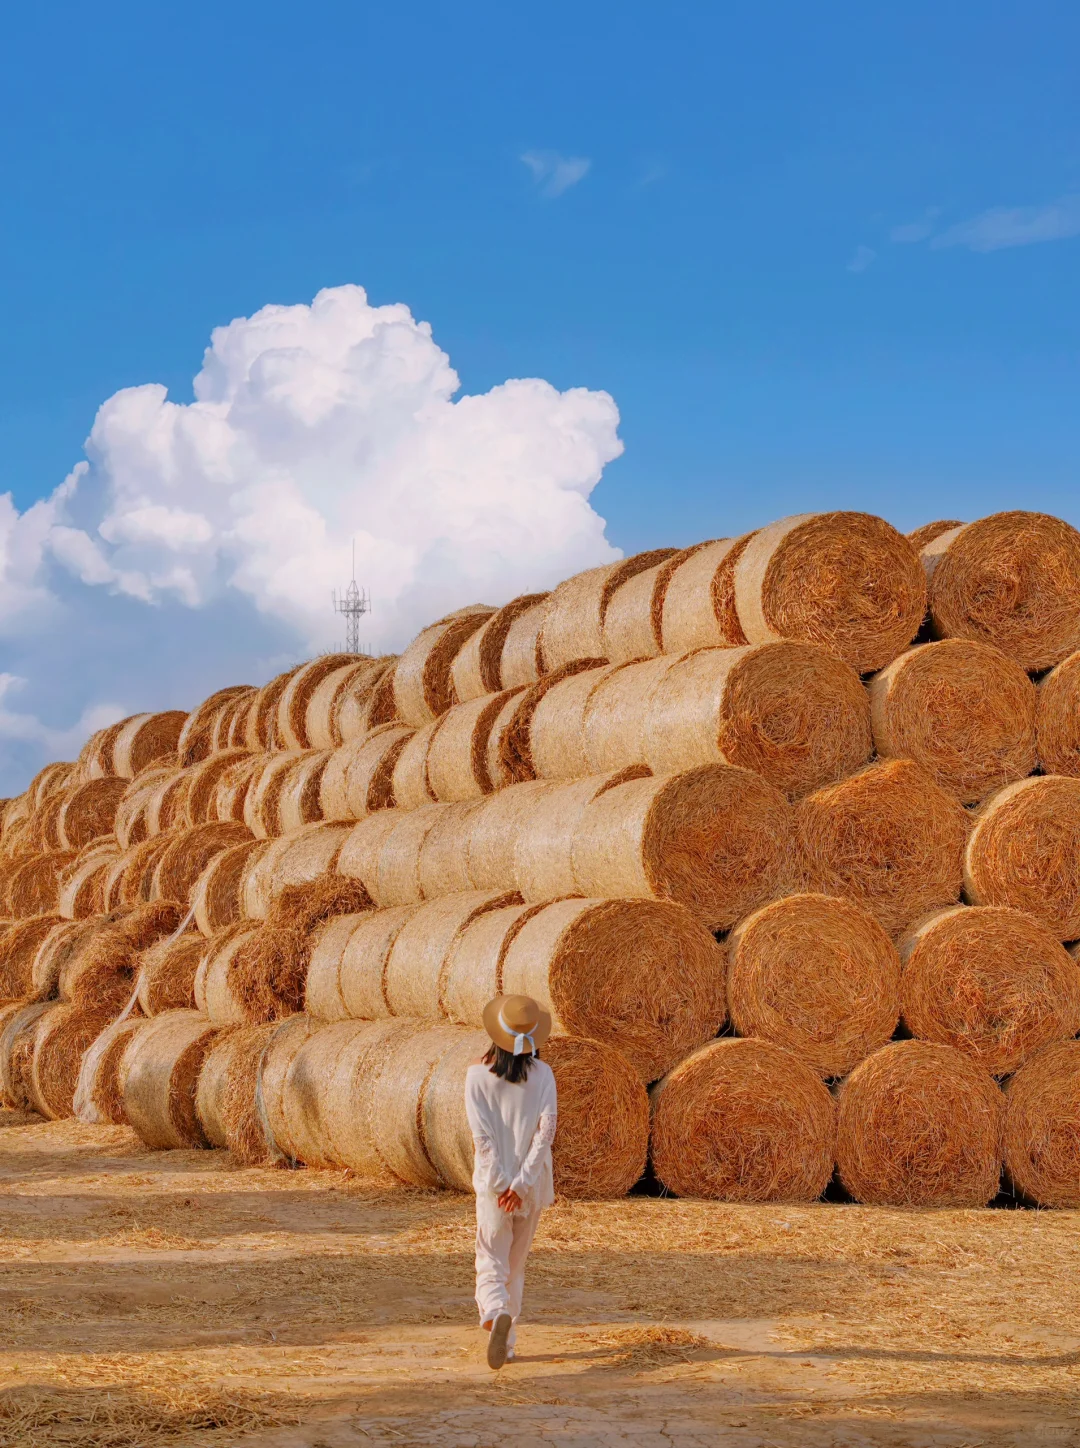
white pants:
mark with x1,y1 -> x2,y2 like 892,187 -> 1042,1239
474,1197 -> 542,1349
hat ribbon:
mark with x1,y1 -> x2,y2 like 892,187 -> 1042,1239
498,1006 -> 536,1057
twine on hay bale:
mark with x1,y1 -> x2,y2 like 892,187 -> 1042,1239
382,890 -> 519,1019
797,759 -> 970,936
56,777 -> 127,850
538,551 -> 677,674
195,924 -> 259,1024
1036,651 -> 1080,777
242,821 -> 353,921
183,749 -> 251,826
194,1025 -> 244,1147
336,658 -> 399,742
0,915 -> 64,1000
390,720 -> 442,811
192,839 -> 269,937
177,686 -> 253,766
660,535 -> 759,654
1003,1041 -> 1080,1208
899,905 -> 1080,1076
417,800 -> 489,897
113,711 -> 188,779
6,851 -> 77,920
451,595 -> 550,702
734,512 -> 926,673
0,1001 -> 51,1109
318,725 -> 414,821
513,769 -> 649,903
393,608 -> 495,727
427,689 -> 525,802
908,519 -> 965,552
276,654 -> 363,750
275,750 -> 332,835
152,821 -> 253,907
59,900 -> 187,1011
501,896 -> 727,1080
868,639 -> 1037,804
243,752 -> 306,838
137,933 -> 206,1015
74,1015 -> 145,1126
728,893 -> 901,1078
439,903 -> 534,1027
528,664 -> 622,781
650,1038 -> 836,1201
499,599 -> 548,690
120,1010 -> 221,1149
921,511 -> 1080,671
835,1039 -> 1004,1206
30,1001 -> 116,1119
964,775 -> 1080,940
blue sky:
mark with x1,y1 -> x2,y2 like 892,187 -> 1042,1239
0,2 -> 1077,786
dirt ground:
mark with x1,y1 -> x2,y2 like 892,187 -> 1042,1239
0,1111 -> 1077,1448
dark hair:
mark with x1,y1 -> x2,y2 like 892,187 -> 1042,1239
484,1043 -> 539,1084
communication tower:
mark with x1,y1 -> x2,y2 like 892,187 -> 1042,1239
332,542 -> 370,654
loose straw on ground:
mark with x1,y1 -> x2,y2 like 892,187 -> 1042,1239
899,905 -> 1080,1076
1003,1041 -> 1080,1208
963,775 -> 1080,940
650,1038 -> 836,1201
1036,650 -> 1080,777
835,1040 -> 1004,1207
728,893 -> 901,1078
868,639 -> 1037,803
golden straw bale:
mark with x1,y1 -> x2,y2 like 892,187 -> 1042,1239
145,769 -> 195,837
241,821 -> 353,921
0,1003 -> 24,1090
256,1015 -> 319,1162
526,664 -> 620,780
735,512 -> 926,673
101,835 -> 172,911
60,900 -> 186,1010
194,1027 -> 244,1147
392,609 -> 495,727
30,1002 -> 116,1119
513,771 -> 640,902
113,711 -> 188,778
81,718 -> 128,780
274,750 -> 331,834
797,759 -> 970,936
492,662 -> 612,790
538,551 -> 676,674
451,594 -> 550,702
0,1001 -> 51,1109
112,768 -> 174,850
660,535 -> 759,654
545,1036 -> 649,1196
835,1039 -> 1004,1206
137,933 -> 206,1015
196,924 -> 259,1024
963,775 -> 1080,940
318,725 -> 414,821
502,896 -> 727,1080
216,1020 -> 288,1164
390,720 -> 442,811
728,894 -> 901,1078
335,658 -> 399,742
210,754 -> 264,823
243,752 -> 305,837
644,643 -> 872,800
908,519 -> 965,551
582,658 -> 677,776
499,599 -> 547,690
651,1038 -> 836,1201
305,913 -> 368,1020
247,667 -> 303,750
439,904 -> 535,1027
1003,1040 -> 1080,1208
31,918 -> 103,999
7,851 -> 78,919
899,905 -> 1080,1075
29,792 -> 66,852
333,905 -> 422,1020
302,661 -> 367,749
222,691 -> 261,750
382,890 -> 519,1018
569,766 -> 795,932
192,839 -> 268,937
868,639 -> 1037,804
177,686 -> 253,767
415,1027 -> 488,1189
317,1018 -> 416,1176
276,654 -> 363,750
408,800 -> 481,898
481,691 -> 525,792
29,762 -> 76,810
0,915 -> 64,1000
74,1015 -> 145,1126
278,1020 -> 364,1166
427,689 -> 525,802
368,806 -> 445,907
184,749 -> 251,825
151,821 -> 253,907
335,810 -> 402,896
1036,651 -> 1080,777
921,511 -> 1080,671
463,780 -> 553,893
601,553 -> 691,666
120,1010 -> 220,1149
369,1022 -> 464,1185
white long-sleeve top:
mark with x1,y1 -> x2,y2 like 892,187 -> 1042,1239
464,1059 -> 558,1212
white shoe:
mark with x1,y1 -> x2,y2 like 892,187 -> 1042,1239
487,1313 -> 512,1370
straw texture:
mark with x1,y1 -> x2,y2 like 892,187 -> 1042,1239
121,1010 -> 219,1149
416,800 -> 488,897
651,1038 -> 836,1201
369,1022 -> 463,1186
336,658 -> 398,742
439,903 -> 534,1027
6,851 -> 77,919
183,749 -> 250,826
499,600 -> 548,689
244,752 -> 306,838
908,519 -> 965,551
152,821 -> 253,906
218,1017 -> 307,1165
0,1001 -> 51,1109
303,660 -> 374,749
195,1027 -> 244,1146
963,775 -> 1080,940
601,559 -> 677,665
660,536 -> 758,654
0,915 -> 64,1000
382,890 -> 517,1018
60,901 -> 187,1010
1036,651 -> 1080,777
1003,1041 -> 1080,1208
390,720 -> 442,811
451,594 -> 549,701
393,609 -> 494,727
76,1015 -> 145,1126
30,1002 -> 115,1118
318,726 -> 413,820
281,1020 -> 373,1168
196,924 -> 256,1024
56,778 -> 127,850
427,689 -> 524,801
274,750 -> 331,835
317,1018 -> 416,1177
538,551 -> 676,673
137,933 -> 206,1015
242,821 -> 352,921
31,917 -> 102,999
191,839 -> 268,936
276,654 -> 362,750
528,665 -> 621,781
512,771 -> 644,903
113,711 -> 188,779
490,660 -> 607,789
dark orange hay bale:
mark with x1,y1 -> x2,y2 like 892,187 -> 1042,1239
151,821 -> 253,906
908,519 -> 965,552
0,1003 -> 29,1103
0,915 -> 64,999
177,685 -> 253,766
59,900 -> 186,1010
499,598 -> 548,690
728,893 -> 901,1078
660,535 -> 760,654
900,905 -> 1080,1076
183,748 -> 250,825
145,768 -> 195,837
31,918 -> 104,999
276,654 -> 363,750
102,833 -> 176,911
29,791 -> 67,852
835,1039 -> 1004,1206
242,821 -> 353,920
113,711 -> 188,779
1036,650 -> 1080,778
192,838 -> 268,936
735,512 -> 926,673
208,753 -> 264,824
74,1015 -> 146,1125
220,1016 -> 310,1165
651,1038 -> 836,1201
275,750 -> 331,834
6,851 -> 78,919
1003,1040 -> 1080,1208
451,594 -> 550,702
382,890 -> 518,1018
112,767 -> 175,850
392,609 -> 495,727
390,719 -> 442,811
196,923 -> 256,1023
797,759 -> 970,936
427,689 -> 525,802
81,717 -> 128,780
120,1010 -> 220,1149
318,725 -> 413,820
502,896 -> 727,1080
0,1001 -> 51,1109
137,933 -> 206,1015
221,690 -> 261,749
868,639 -> 1037,804
921,511 -> 1080,671
30,1001 -> 116,1119
538,551 -> 676,674
964,775 -> 1080,940
335,657 -> 399,742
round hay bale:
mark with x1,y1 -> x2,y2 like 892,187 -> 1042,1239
196,924 -> 258,1024
922,512 -> 1080,671
60,901 -> 186,1010
369,1022 -> 464,1186
393,609 -> 495,727
32,917 -> 102,999
276,654 -> 363,751
184,749 -> 251,826
6,851 -> 78,919
868,640 -> 1037,803
137,933 -> 206,1015
213,1020 -> 284,1164
102,834 -> 175,912
651,1038 -> 836,1201
451,594 -> 550,702
0,1003 -> 27,1103
526,665 -> 620,782
908,519 -> 965,551
538,551 -> 677,674
390,719 -> 442,812
145,769 -> 195,837
335,811 -> 403,897
502,896 -> 727,1080
30,1002 -> 116,1119
242,822 -> 353,921
728,894 -> 901,1078
1036,651 -> 1080,777
415,1027 -> 487,1189
152,821 -> 253,907
0,915 -> 64,999
243,752 -> 306,838
464,780 -> 555,893
963,775 -> 1080,940
120,1010 -> 220,1149
382,890 -> 519,1019
211,754 -> 264,823
113,767 -> 174,850
247,667 -> 303,751
644,643 -> 873,799
317,1018 -> 416,1177
275,750 -> 331,835
735,512 -> 926,673
582,658 -> 680,776
305,913 -> 368,1021
74,1015 -> 145,1126
417,800 -> 488,898
370,806 -> 444,907
177,687 -> 253,767
257,1014 -> 318,1163
440,903 -> 534,1027
318,725 -> 414,821
223,691 -> 261,750
797,759 -> 970,936
113,711 -> 188,779
192,838 -> 269,937
335,658 -> 398,742
1003,1040 -> 1080,1208
29,762 -> 76,811
569,765 -> 795,932
835,1039 -> 1004,1206
332,904 -> 421,1020
280,1020 -> 377,1168
899,905 -> 1080,1075
194,1026 -> 245,1147
427,689 -> 525,802
601,556 -> 685,666
31,792 -> 67,852
660,535 -> 758,654
499,599 -> 548,690
0,1001 -> 51,1109
82,718 -> 128,780
514,771 -> 644,902
303,660 -> 377,750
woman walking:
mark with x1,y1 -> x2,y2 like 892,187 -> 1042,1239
465,994 -> 557,1370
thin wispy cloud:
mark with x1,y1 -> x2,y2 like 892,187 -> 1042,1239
890,218 -> 936,244
520,150 -> 591,199
846,245 -> 876,274
930,195 -> 1080,252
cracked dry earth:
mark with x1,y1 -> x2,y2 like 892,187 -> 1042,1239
0,1113 -> 1077,1447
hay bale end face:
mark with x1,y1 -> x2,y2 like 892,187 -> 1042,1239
30,1002 -> 116,1119
1003,1041 -> 1080,1209
651,1038 -> 836,1202
1036,651 -> 1080,778
57,777 -> 127,851
835,1040 -> 1004,1207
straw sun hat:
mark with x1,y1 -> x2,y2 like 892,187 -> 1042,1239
482,995 -> 552,1056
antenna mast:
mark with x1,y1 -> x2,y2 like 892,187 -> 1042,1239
332,541 -> 370,654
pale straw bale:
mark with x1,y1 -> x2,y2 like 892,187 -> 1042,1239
660,535 -> 756,653
392,609 -> 495,727
451,594 -> 549,701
